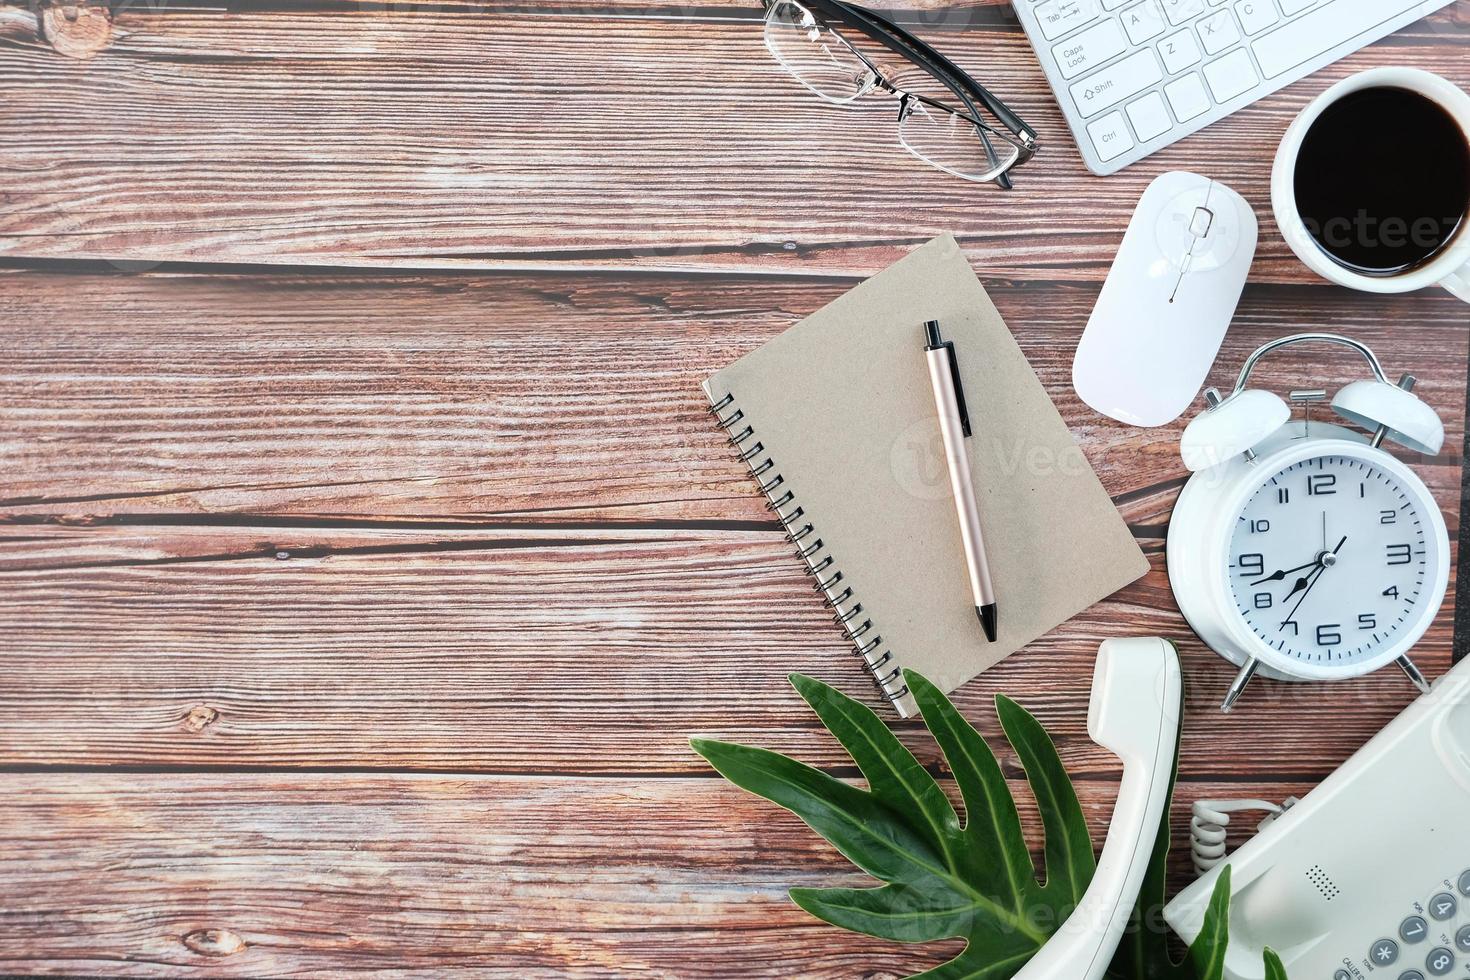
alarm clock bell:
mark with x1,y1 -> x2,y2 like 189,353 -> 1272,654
1331,378 -> 1444,455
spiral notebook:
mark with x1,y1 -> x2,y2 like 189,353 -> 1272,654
704,235 -> 1147,715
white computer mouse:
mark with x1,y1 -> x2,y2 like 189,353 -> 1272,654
1073,171 -> 1258,428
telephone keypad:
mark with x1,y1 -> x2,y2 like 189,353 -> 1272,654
1351,873 -> 1470,980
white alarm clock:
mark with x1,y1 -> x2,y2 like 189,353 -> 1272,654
1167,334 -> 1450,711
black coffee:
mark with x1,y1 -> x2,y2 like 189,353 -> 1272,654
1294,86 -> 1470,276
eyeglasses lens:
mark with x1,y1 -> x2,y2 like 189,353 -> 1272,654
899,98 -> 1021,182
763,1 -> 876,105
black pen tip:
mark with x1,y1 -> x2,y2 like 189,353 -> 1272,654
977,604 -> 998,643
924,320 -> 942,349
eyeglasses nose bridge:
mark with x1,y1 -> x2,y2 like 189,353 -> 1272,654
895,92 -> 914,123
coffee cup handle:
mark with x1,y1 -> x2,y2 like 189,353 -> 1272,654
1443,259 -> 1470,305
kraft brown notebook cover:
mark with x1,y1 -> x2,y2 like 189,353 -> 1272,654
704,235 -> 1147,715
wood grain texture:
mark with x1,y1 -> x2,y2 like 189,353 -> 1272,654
0,267 -> 1462,782
0,772 -> 1315,976
0,4 -> 1465,279
2,0 -> 1468,972
2,268 -> 1464,521
0,521 -> 1459,777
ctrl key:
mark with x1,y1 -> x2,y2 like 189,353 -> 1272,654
1087,111 -> 1136,162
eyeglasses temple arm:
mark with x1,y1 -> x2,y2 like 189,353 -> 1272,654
829,0 -> 1037,144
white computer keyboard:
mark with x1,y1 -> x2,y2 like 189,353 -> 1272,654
1012,0 -> 1456,175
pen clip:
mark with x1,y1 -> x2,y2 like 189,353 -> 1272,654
943,341 -> 972,438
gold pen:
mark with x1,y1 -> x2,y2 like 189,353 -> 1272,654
923,320 -> 998,642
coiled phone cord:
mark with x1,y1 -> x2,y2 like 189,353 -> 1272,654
1189,798 -> 1290,875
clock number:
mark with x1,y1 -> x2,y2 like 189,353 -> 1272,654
1386,543 -> 1413,566
1237,553 -> 1264,577
1316,624 -> 1342,646
1249,519 -> 1270,534
1276,487 -> 1289,504
1307,474 -> 1336,495
1383,586 -> 1399,599
1360,482 -> 1366,498
1379,509 -> 1397,525
1282,621 -> 1299,636
1359,613 -> 1376,630
1254,593 -> 1273,609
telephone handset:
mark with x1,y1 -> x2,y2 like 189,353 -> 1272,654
1166,655 -> 1470,980
1016,637 -> 1184,980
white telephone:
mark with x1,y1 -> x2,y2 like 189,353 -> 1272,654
1017,637 -> 1183,980
1165,655 -> 1470,980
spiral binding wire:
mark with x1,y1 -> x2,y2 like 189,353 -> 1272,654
708,392 -> 909,705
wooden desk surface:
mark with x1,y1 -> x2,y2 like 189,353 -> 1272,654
1,2 -> 1467,974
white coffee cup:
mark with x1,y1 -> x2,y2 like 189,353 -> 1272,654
1272,67 -> 1470,304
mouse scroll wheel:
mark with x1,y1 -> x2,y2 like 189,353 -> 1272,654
1189,206 -> 1214,239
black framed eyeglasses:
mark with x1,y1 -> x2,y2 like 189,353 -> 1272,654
760,0 -> 1039,188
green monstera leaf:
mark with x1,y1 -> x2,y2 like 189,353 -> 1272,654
691,669 -> 1285,980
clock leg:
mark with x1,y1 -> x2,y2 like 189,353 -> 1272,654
1221,657 -> 1260,713
1395,655 -> 1432,695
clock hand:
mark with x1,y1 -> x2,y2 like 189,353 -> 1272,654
1279,565 -> 1325,631
1279,536 -> 1348,631
1251,560 -> 1319,587
1280,572 -> 1313,602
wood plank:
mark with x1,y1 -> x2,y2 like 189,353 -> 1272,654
1,6 -> 1465,278
0,524 -> 1456,777
0,772 -> 1317,975
2,268 -> 1464,522
1,267 -> 1462,774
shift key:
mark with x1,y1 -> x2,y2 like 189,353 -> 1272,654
1070,49 -> 1164,118
1053,19 -> 1129,80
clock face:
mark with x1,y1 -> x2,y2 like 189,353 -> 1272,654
1227,454 -> 1432,667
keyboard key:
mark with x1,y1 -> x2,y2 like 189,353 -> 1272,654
1054,19 -> 1130,79
1070,49 -> 1165,117
1087,111 -> 1136,160
1429,893 -> 1458,920
1402,916 -> 1430,944
1162,0 -> 1206,25
1121,0 -> 1168,43
1159,29 -> 1202,72
1034,0 -> 1101,40
1165,72 -> 1211,120
1203,48 -> 1258,100
1127,91 -> 1174,140
1235,0 -> 1279,33
1197,9 -> 1241,53
1252,0 -> 1433,79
